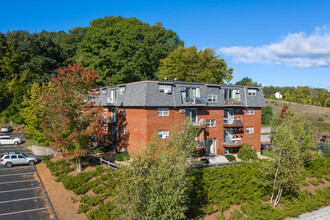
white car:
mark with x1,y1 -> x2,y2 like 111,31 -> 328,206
0,136 -> 23,145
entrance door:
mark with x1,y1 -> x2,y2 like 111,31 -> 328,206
225,108 -> 234,124
224,128 -> 233,143
185,108 -> 197,124
206,138 -> 216,155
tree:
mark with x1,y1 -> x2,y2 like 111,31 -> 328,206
42,64 -> 100,172
235,77 -> 260,86
237,144 -> 258,161
261,105 -> 273,125
75,16 -> 183,85
260,107 -> 315,207
157,46 -> 233,84
20,82 -> 49,143
315,89 -> 330,107
111,120 -> 199,219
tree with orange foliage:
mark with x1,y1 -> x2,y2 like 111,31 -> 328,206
42,64 -> 101,172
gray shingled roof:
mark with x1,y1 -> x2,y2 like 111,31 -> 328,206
92,80 -> 266,108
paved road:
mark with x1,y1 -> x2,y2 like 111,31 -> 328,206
0,132 -> 57,220
289,206 -> 330,219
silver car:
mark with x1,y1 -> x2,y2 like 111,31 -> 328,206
1,126 -> 13,133
0,136 -> 23,145
0,152 -> 38,167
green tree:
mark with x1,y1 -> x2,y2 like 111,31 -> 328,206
260,108 -> 315,207
112,120 -> 199,219
75,16 -> 182,85
235,77 -> 260,86
20,82 -> 49,143
261,105 -> 273,125
315,89 -> 330,107
42,64 -> 100,172
157,46 -> 233,84
237,144 -> 258,160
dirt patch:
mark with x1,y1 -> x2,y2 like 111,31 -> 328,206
301,177 -> 330,193
36,161 -> 86,220
204,204 -> 243,220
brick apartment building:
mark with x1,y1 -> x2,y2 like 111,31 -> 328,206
92,80 -> 266,156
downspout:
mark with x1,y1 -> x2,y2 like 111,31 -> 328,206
244,86 -> 248,107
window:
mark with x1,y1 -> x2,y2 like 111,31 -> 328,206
207,94 -> 217,102
246,108 -> 254,115
159,85 -> 172,93
158,130 -> 169,139
11,155 -> 17,159
112,126 -> 116,136
119,87 -> 125,94
101,89 -> 106,95
122,127 -> 126,135
248,89 -> 257,96
224,89 -> 241,102
246,127 -> 254,134
122,107 -> 126,115
108,89 -> 116,103
104,108 -> 108,113
206,120 -> 216,127
111,108 -> 117,122
158,108 -> 169,116
4,156 -> 9,159
185,108 -> 197,124
18,155 -> 25,159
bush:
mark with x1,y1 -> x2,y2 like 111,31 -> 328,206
321,143 -> 330,159
237,144 -> 258,161
95,146 -> 107,153
318,116 -> 324,121
225,155 -> 236,162
261,105 -> 273,125
115,152 -> 130,161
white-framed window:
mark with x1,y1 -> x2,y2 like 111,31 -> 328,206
122,107 -> 126,115
111,107 -> 117,122
104,108 -> 108,113
111,126 -> 116,136
108,89 -> 116,103
207,94 -> 217,102
248,89 -> 257,96
206,120 -> 216,127
122,127 -> 126,135
159,85 -> 172,93
246,127 -> 254,134
158,130 -> 169,139
158,108 -> 169,116
246,108 -> 254,115
119,87 -> 125,94
101,89 -> 107,95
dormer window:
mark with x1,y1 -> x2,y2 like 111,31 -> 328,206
159,85 -> 172,94
248,89 -> 257,96
207,94 -> 217,102
119,87 -> 125,94
101,89 -> 106,95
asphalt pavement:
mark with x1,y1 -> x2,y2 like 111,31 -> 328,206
0,132 -> 57,220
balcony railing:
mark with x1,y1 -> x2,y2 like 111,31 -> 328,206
103,117 -> 116,123
183,96 -> 207,104
192,119 -> 206,127
223,138 -> 242,146
224,99 -> 242,105
223,118 -> 243,125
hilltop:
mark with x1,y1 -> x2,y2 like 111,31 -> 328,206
266,99 -> 330,132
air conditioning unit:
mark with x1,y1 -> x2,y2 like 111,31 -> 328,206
164,89 -> 172,94
180,109 -> 185,113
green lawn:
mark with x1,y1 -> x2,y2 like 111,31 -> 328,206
262,150 -> 276,158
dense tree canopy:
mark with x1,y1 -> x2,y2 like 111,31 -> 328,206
75,16 -> 183,85
235,77 -> 260,86
157,46 -> 233,84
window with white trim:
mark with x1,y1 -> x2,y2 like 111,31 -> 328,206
104,108 -> 108,113
158,108 -> 169,116
248,89 -> 257,96
101,89 -> 106,95
119,87 -> 125,94
206,120 -> 216,127
159,85 -> 172,93
122,107 -> 126,115
158,130 -> 169,139
207,94 -> 217,102
246,108 -> 254,115
122,127 -> 126,135
246,127 -> 254,134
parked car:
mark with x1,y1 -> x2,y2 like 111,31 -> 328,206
0,152 -> 38,167
1,126 -> 13,133
0,136 -> 23,145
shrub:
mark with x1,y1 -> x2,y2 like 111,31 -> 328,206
321,143 -> 330,159
317,116 -> 324,121
95,146 -> 107,153
237,144 -> 258,161
225,155 -> 236,162
115,152 -> 130,161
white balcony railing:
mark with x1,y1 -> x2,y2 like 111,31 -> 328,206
223,118 -> 243,125
223,138 -> 242,145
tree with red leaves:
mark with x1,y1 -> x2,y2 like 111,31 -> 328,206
42,64 -> 101,172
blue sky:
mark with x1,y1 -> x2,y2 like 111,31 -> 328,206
1,0 -> 329,90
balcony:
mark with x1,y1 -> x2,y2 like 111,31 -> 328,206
223,138 -> 243,147
224,99 -> 242,105
103,117 -> 116,124
192,119 -> 206,128
182,96 -> 207,105
223,118 -> 243,127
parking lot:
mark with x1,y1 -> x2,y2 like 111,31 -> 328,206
0,133 -> 56,220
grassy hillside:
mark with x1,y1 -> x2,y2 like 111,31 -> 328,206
266,99 -> 330,132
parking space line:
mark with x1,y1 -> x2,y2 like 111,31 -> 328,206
0,179 -> 37,185
0,207 -> 50,216
0,196 -> 45,204
0,166 -> 33,170
0,172 -> 35,177
0,186 -> 42,193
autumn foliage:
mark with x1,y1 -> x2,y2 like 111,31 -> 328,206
42,64 -> 101,157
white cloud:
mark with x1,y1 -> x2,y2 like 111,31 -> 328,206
219,26 -> 330,68
319,83 -> 330,91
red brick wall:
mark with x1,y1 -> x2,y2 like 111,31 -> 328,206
242,107 -> 262,153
